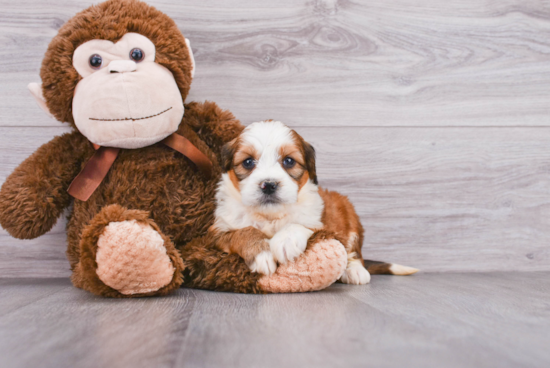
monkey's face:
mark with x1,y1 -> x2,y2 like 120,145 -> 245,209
71,33 -> 186,149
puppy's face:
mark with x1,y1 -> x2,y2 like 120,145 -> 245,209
221,121 -> 317,208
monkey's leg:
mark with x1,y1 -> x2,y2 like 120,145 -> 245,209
180,230 -> 347,293
258,230 -> 348,293
72,204 -> 184,297
179,232 -> 265,293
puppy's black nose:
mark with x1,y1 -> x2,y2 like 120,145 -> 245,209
260,181 -> 278,195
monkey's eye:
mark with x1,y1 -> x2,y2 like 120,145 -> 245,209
242,158 -> 255,170
130,48 -> 145,62
89,54 -> 103,69
283,157 -> 296,169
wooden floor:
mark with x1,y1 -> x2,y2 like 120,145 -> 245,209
0,272 -> 548,368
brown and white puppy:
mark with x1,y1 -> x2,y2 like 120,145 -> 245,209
211,120 -> 377,284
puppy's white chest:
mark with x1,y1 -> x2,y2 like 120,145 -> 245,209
251,217 -> 290,238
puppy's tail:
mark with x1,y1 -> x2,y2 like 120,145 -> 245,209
364,259 -> 419,276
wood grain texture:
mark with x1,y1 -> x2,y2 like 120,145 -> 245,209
1,127 -> 549,276
308,126 -> 550,272
1,0 -> 550,276
1,273 -> 549,368
1,0 -> 550,127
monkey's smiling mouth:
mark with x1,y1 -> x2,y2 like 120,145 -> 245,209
88,106 -> 173,122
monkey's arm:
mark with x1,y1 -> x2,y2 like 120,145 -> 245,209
183,101 -> 244,151
0,132 -> 89,239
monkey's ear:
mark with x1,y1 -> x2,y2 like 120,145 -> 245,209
185,38 -> 195,79
28,83 -> 54,119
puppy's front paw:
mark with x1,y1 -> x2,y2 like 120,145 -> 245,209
269,224 -> 314,264
340,261 -> 371,285
248,250 -> 277,276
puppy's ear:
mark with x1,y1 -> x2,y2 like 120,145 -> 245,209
303,141 -> 318,185
220,138 -> 238,173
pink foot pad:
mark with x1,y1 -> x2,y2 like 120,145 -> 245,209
96,220 -> 175,295
258,238 -> 347,293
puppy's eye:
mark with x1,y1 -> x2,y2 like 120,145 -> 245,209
89,54 -> 103,69
242,158 -> 255,170
283,157 -> 296,169
130,48 -> 145,62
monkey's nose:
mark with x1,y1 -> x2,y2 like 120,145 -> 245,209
108,60 -> 137,73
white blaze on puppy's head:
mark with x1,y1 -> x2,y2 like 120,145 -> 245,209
220,120 -> 318,209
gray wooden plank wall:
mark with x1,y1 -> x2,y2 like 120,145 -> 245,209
1,0 -> 549,277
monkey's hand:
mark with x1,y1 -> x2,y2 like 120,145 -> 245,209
0,132 -> 87,239
183,101 -> 243,152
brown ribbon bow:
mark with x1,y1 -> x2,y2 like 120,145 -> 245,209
67,132 -> 213,201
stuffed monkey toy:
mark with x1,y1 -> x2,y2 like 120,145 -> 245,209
0,0 -> 352,297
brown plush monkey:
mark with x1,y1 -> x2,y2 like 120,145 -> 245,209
0,0 -> 350,297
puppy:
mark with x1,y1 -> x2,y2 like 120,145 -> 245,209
211,120 -> 417,284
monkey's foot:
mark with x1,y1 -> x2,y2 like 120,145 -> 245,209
72,204 -> 184,297
258,230 -> 348,293
96,220 -> 174,295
